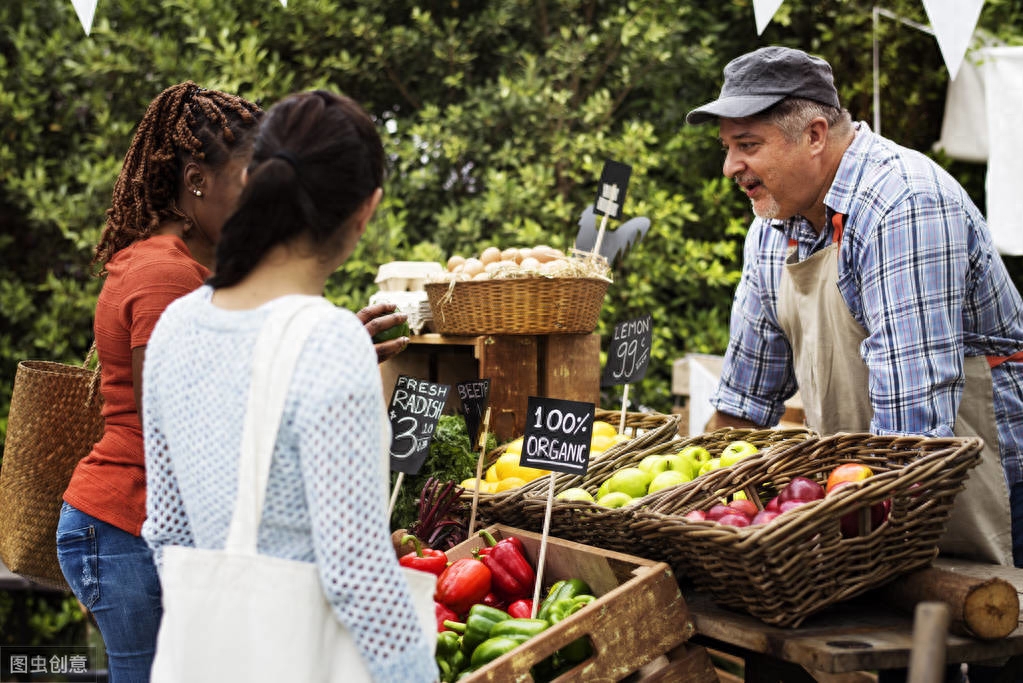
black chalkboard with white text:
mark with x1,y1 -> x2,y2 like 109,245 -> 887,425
387,375 -> 451,475
601,315 -> 652,387
519,396 -> 595,477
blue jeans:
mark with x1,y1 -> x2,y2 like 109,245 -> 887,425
56,501 -> 163,683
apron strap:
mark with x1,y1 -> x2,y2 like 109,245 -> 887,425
988,349 -> 1023,368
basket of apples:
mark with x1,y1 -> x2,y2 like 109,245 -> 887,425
630,432 -> 985,627
515,426 -> 815,556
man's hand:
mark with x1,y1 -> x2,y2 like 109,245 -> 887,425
704,410 -> 761,432
357,302 -> 410,364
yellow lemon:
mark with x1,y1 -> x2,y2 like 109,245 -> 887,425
613,433 -> 631,444
503,438 -> 523,456
591,421 -> 617,440
494,452 -> 523,480
460,477 -> 481,491
479,481 -> 498,494
514,465 -> 551,482
495,477 -> 527,492
590,434 -> 616,452
485,464 -> 500,483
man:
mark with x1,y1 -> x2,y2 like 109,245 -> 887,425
688,46 -> 1023,566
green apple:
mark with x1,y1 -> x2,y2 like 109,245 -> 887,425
678,445 -> 712,464
720,440 -> 759,467
637,454 -> 671,475
662,454 -> 699,480
555,487 -> 595,503
596,479 -> 612,500
697,457 -> 723,477
596,491 -> 634,508
647,469 -> 691,494
606,467 -> 653,499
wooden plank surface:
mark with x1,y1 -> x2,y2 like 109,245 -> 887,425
685,580 -> 1023,675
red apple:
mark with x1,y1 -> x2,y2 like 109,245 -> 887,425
717,513 -> 751,527
779,499 -> 809,514
778,476 -> 825,503
706,504 -> 731,521
764,496 -> 781,512
826,463 -> 874,493
727,499 -> 758,519
751,510 -> 781,525
684,509 -> 707,521
829,481 -> 892,537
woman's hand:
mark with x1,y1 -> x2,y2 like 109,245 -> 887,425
358,302 -> 410,364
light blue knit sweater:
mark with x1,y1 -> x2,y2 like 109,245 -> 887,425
141,287 -> 435,682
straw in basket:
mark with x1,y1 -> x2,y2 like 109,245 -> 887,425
629,432 -> 984,627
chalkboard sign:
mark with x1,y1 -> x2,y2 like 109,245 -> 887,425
456,378 -> 490,449
601,315 -> 652,387
592,160 -> 632,220
387,375 -> 451,475
519,396 -> 595,477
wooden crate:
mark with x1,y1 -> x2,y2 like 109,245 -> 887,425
449,524 -> 695,682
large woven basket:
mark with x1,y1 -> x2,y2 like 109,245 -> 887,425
424,277 -> 610,335
517,426 -> 815,555
465,410 -> 682,530
0,358 -> 104,591
630,432 -> 984,627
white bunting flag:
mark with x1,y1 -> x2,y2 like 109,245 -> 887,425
279,0 -> 288,6
921,0 -> 985,80
752,0 -> 784,36
71,0 -> 98,36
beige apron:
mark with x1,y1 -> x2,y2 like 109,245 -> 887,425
776,218 -> 1013,565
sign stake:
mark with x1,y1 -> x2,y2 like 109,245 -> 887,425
530,472 -> 557,619
467,406 -> 492,537
388,471 -> 404,519
618,384 -> 630,434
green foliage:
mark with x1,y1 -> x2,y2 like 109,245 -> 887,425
389,414 -> 495,532
2,0 -> 1021,442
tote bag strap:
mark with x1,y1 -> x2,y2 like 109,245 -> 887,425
225,295 -> 336,555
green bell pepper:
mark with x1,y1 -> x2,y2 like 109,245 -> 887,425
469,635 -> 524,669
435,630 -> 466,683
536,578 -> 591,622
444,604 -> 511,656
488,617 -> 549,643
550,594 -> 596,665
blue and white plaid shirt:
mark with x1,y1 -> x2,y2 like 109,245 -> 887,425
711,123 -> 1023,484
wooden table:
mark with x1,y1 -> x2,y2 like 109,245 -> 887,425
684,559 -> 1023,681
380,333 -> 601,441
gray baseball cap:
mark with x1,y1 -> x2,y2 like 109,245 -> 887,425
686,46 -> 840,125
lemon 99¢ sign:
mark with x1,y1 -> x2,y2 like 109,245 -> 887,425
388,375 -> 450,475
520,396 -> 595,476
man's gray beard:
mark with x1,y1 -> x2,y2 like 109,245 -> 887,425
751,196 -> 780,220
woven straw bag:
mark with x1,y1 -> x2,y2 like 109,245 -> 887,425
0,348 -> 103,590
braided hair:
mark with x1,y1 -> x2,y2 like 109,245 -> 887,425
93,82 -> 262,272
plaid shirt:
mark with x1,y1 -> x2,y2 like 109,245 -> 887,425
712,123 -> 1023,484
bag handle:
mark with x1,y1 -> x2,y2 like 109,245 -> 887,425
225,295 -> 335,555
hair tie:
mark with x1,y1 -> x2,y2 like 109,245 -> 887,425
272,151 -> 299,170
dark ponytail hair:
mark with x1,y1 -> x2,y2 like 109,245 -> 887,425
208,90 -> 384,289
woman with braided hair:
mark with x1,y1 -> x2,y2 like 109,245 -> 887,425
56,82 -> 262,683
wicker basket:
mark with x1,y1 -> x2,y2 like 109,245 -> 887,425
424,277 -> 610,335
517,427 -> 815,555
465,410 -> 682,530
629,432 -> 985,627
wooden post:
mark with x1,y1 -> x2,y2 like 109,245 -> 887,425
907,602 -> 951,683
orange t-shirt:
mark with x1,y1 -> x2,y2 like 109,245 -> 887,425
63,234 -> 209,535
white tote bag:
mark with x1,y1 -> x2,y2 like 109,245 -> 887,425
150,296 -> 435,683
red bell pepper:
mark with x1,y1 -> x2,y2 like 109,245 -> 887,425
482,591 -> 508,611
435,558 -> 492,616
435,601 -> 459,632
507,598 -> 534,619
477,530 -> 536,602
398,534 -> 448,576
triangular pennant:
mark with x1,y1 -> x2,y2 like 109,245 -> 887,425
71,0 -> 98,36
921,0 -> 985,80
752,0 -> 785,36
279,0 -> 287,6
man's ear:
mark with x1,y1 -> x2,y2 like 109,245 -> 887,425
806,117 -> 829,154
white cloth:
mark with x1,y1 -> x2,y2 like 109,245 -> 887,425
983,46 -> 1023,256
935,54 -> 988,162
142,288 -> 436,683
